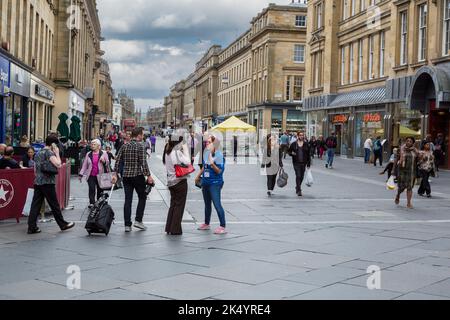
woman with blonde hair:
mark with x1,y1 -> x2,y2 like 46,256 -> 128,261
79,139 -> 110,205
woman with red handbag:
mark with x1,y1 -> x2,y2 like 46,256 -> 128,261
163,135 -> 192,235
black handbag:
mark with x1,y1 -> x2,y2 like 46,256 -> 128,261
41,151 -> 58,175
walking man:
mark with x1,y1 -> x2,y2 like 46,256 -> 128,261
280,132 -> 290,159
288,132 -> 311,197
113,128 -> 154,232
325,132 -> 337,169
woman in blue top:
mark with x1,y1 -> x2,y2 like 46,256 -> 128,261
195,135 -> 227,234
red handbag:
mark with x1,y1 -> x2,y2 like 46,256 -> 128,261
175,163 -> 195,178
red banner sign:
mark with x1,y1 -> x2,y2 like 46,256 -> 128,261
332,115 -> 348,123
363,113 -> 382,123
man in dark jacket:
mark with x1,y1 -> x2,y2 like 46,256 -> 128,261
289,131 -> 311,197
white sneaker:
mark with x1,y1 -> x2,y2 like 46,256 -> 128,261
134,221 -> 147,231
125,226 -> 132,233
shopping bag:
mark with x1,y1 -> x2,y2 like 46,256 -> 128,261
386,176 -> 397,190
277,168 -> 288,188
305,169 -> 314,187
22,189 -> 34,217
97,172 -> 115,190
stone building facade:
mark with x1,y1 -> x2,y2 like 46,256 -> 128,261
304,0 -> 450,167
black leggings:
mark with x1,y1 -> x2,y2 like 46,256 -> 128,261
88,176 -> 103,204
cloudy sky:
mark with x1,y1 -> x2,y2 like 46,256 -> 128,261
97,0 -> 275,111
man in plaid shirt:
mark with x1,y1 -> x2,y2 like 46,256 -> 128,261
113,127 -> 154,232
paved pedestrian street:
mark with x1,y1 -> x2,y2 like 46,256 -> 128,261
1,139 -> 450,300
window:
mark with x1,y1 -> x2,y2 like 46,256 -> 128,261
315,2 -> 323,29
360,0 -> 365,11
368,35 -> 374,79
380,31 -> 385,76
358,39 -> 364,81
294,44 -> 305,63
295,15 -> 306,27
418,4 -> 427,61
343,1 -> 348,20
293,76 -> 303,101
341,46 -> 346,85
443,0 -> 450,55
400,11 -> 408,65
352,0 -> 356,16
349,43 -> 354,84
286,77 -> 291,101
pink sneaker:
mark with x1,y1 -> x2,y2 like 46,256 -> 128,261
214,227 -> 227,235
197,224 -> 210,231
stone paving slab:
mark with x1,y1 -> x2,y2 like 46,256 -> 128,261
39,274 -> 133,293
280,266 -> 367,287
394,292 -> 450,300
418,279 -> 450,298
126,273 -> 251,300
191,260 -> 310,285
288,283 -> 402,300
213,280 -> 318,300
73,289 -> 170,300
0,280 -> 91,300
343,270 -> 448,293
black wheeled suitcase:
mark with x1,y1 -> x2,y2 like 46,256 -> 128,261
85,186 -> 115,236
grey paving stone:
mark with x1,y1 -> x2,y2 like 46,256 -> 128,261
84,258 -> 205,284
289,283 -> 402,300
191,260 -> 309,285
387,262 -> 450,278
218,239 -> 303,255
213,280 -> 318,300
343,270 -> 446,293
126,273 -> 250,300
281,266 -> 367,287
395,292 -> 450,300
413,256 -> 450,268
39,273 -> 133,293
415,238 -> 450,251
418,279 -> 450,298
375,230 -> 441,241
334,259 -> 396,271
73,289 -> 170,300
0,280 -> 90,300
157,248 -> 262,268
255,250 -> 354,269
116,243 -> 202,260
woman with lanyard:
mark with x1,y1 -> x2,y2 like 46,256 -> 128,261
195,135 -> 227,234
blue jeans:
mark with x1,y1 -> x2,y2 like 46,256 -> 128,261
202,183 -> 226,228
364,148 -> 371,163
327,149 -> 335,167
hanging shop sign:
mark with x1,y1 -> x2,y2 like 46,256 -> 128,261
363,113 -> 382,123
0,55 -> 10,96
332,114 -> 348,124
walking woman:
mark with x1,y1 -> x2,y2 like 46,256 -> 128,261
79,139 -> 110,205
309,136 -> 318,159
418,142 -> 435,198
27,135 -> 75,234
261,134 -> 283,196
195,135 -> 227,234
394,137 -> 419,209
317,136 -> 326,160
163,135 -> 191,235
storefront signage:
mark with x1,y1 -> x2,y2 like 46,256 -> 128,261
332,114 -> 348,123
0,55 -> 10,96
0,179 -> 14,209
363,113 -> 382,123
35,84 -> 54,101
10,63 -> 31,97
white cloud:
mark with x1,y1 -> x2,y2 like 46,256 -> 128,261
97,0 -> 275,103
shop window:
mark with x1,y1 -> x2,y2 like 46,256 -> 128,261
271,109 -> 283,133
287,110 -> 306,134
355,112 -> 385,157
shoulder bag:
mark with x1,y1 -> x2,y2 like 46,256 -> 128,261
41,150 -> 59,175
174,149 -> 195,178
97,152 -> 114,190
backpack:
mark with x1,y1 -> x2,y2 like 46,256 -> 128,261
326,138 -> 336,149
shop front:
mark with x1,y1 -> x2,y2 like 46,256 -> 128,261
4,63 -> 31,146
328,110 -> 351,156
407,64 -> 450,168
54,88 -> 85,140
0,54 -> 10,143
29,76 -> 55,142
354,108 -> 386,157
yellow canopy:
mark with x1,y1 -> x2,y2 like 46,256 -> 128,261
211,116 -> 256,132
376,126 -> 421,137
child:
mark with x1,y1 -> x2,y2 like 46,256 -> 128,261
380,148 -> 397,181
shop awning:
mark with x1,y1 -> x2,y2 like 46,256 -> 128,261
329,87 -> 386,108
211,116 -> 256,132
